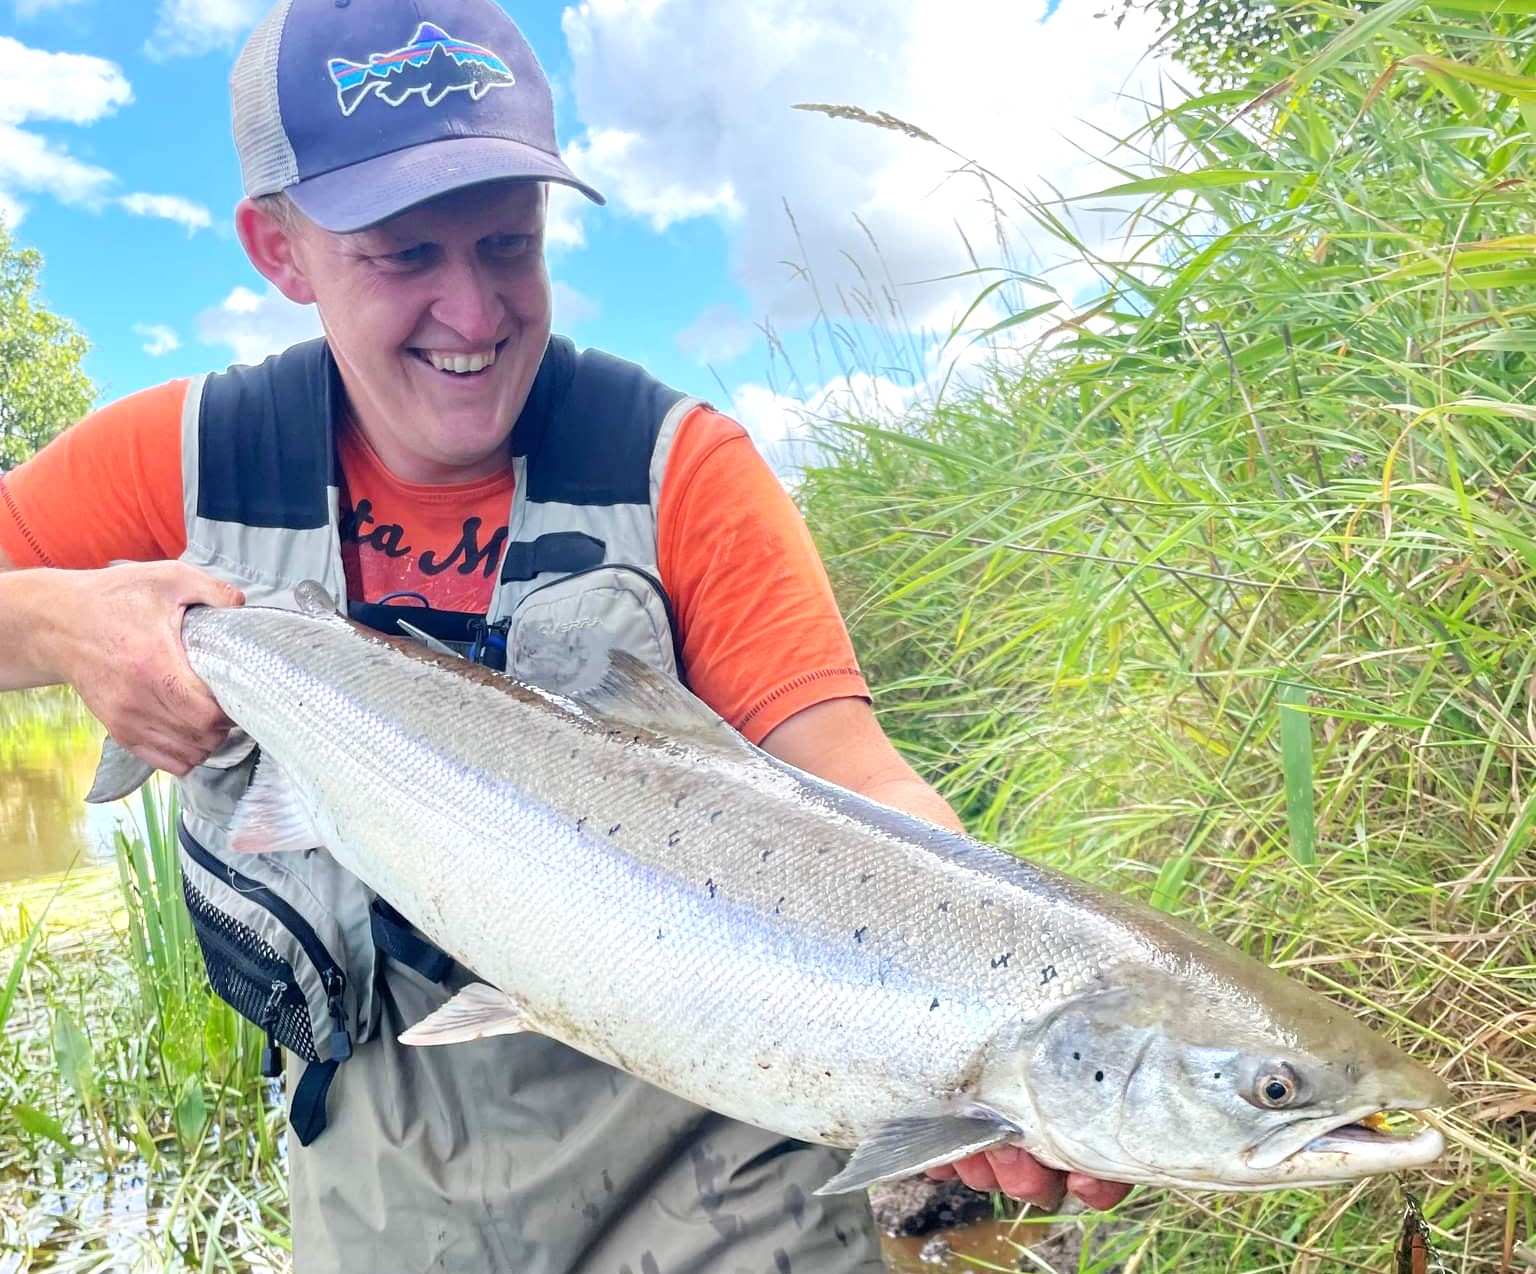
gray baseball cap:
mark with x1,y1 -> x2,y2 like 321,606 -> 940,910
232,0 -> 603,232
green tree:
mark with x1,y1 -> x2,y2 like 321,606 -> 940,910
0,218 -> 94,469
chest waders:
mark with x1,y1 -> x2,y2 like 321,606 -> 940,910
173,339 -> 882,1273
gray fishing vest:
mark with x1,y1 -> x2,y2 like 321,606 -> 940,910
172,335 -> 700,1143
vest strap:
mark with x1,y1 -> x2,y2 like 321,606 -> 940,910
290,1059 -> 339,1147
500,531 -> 606,583
371,899 -> 456,983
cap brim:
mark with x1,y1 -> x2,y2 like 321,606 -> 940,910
285,134 -> 604,233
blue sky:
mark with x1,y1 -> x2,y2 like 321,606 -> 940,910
2,0 -> 1162,450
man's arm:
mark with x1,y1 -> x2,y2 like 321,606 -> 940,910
759,696 -> 1132,1212
0,549 -> 242,774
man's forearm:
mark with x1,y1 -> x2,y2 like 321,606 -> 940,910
0,565 -> 81,691
855,771 -> 967,835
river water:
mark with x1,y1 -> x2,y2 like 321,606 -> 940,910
0,688 -> 125,884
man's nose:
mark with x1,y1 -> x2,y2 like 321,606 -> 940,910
430,258 -> 505,346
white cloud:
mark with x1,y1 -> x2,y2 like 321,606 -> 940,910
0,125 -> 114,206
676,305 -> 757,366
133,323 -> 181,356
546,184 -> 588,251
561,0 -> 1170,354
730,382 -> 818,453
562,127 -> 742,232
147,0 -> 264,58
0,37 -> 130,219
729,371 -> 923,478
196,284 -> 323,367
118,192 -> 213,234
0,191 -> 26,228
552,280 -> 599,329
0,37 -> 131,126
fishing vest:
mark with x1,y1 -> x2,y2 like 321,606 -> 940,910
172,336 -> 699,1144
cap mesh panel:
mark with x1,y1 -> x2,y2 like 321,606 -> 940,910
232,0 -> 300,196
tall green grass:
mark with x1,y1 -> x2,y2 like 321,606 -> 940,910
798,1 -> 1535,1269
0,786 -> 283,1271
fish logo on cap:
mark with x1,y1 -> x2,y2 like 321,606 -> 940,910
326,22 -> 516,118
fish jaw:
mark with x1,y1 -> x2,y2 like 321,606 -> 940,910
984,970 -> 1454,1191
1244,1113 -> 1446,1186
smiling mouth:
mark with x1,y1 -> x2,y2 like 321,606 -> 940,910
414,339 -> 507,376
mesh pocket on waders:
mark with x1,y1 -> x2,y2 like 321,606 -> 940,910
182,873 -> 319,1065
179,824 -> 353,1070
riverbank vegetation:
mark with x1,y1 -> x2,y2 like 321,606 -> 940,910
797,0 -> 1536,1268
0,779 -> 285,1272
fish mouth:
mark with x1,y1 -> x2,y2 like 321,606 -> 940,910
1301,1110 -> 1444,1161
1251,1107 -> 1445,1179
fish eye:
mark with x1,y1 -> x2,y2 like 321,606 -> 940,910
1247,1063 -> 1303,1109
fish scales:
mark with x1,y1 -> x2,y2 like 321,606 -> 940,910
185,607 -> 1021,1137
138,596 -> 1451,1192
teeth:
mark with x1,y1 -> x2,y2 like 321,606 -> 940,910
424,348 -> 497,374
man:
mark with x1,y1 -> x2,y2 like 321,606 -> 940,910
0,0 -> 1128,1268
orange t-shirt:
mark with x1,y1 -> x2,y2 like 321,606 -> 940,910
0,377 -> 868,743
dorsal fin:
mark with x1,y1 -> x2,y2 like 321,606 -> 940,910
572,650 -> 755,759
293,580 -> 342,619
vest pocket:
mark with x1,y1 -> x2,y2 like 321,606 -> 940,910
179,825 -> 355,1068
508,563 -> 682,687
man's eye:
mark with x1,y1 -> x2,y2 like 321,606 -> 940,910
380,245 -> 432,267
484,234 -> 534,256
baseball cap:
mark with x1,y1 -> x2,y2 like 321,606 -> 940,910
231,0 -> 603,233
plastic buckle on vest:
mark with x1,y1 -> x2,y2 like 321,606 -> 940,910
467,617 -> 510,671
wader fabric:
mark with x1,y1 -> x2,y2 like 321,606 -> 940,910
176,338 -> 882,1272
287,964 -> 882,1274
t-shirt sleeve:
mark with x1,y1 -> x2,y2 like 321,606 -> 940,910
0,379 -> 189,568
657,406 -> 870,744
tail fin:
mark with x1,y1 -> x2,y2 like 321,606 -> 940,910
327,57 -> 375,115
327,56 -> 369,84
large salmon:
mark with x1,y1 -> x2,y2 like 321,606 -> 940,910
91,583 -> 1450,1193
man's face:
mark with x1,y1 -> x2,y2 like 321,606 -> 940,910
285,180 -> 551,483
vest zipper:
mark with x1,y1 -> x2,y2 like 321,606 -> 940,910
260,979 -> 285,1077
179,824 -> 353,1063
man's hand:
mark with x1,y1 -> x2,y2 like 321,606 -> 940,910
35,561 -> 244,775
926,1148 -> 1132,1211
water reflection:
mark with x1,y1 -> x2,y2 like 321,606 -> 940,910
0,688 -> 123,883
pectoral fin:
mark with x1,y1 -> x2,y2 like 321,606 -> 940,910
399,983 -> 539,1046
813,1114 -> 1019,1196
85,737 -> 155,804
227,757 -> 323,854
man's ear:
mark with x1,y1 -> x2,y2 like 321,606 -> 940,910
235,198 -> 318,305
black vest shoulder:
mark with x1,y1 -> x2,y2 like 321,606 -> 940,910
511,337 -> 690,506
196,338 -> 338,530
196,336 -> 691,526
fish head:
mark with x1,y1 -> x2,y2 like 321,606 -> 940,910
985,963 -> 1450,1190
